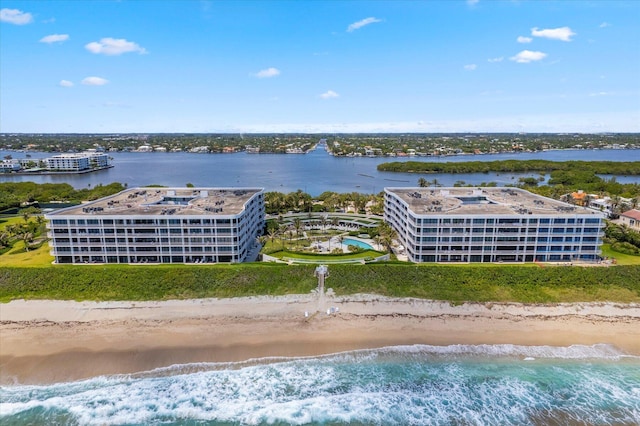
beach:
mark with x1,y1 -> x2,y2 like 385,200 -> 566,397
2,294 -> 640,386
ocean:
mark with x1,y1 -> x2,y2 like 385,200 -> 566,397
2,344 -> 639,425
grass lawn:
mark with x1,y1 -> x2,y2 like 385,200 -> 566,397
0,239 -> 54,267
270,249 -> 383,262
601,243 -> 640,265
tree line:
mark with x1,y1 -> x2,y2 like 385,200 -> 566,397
0,182 -> 125,211
378,160 -> 640,175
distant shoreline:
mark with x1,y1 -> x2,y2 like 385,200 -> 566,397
1,165 -> 113,176
2,295 -> 639,385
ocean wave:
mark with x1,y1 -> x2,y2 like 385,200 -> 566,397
1,344 -> 639,425
129,343 -> 638,379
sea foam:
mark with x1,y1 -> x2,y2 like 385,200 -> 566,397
1,344 -> 639,425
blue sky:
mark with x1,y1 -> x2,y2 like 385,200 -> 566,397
1,0 -> 639,133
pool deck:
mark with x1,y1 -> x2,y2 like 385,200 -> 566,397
311,235 -> 380,253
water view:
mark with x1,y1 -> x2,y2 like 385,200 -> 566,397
2,148 -> 638,195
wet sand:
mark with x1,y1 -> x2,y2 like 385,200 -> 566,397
2,295 -> 639,385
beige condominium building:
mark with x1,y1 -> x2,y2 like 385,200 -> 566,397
384,187 -> 605,263
45,187 -> 264,264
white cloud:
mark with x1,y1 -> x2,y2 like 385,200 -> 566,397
531,26 -> 576,42
40,34 -> 69,44
85,38 -> 147,55
255,67 -> 280,78
347,17 -> 382,32
589,91 -> 611,97
467,0 -> 479,5
510,50 -> 547,63
488,57 -> 503,63
81,76 -> 109,86
59,80 -> 74,87
599,22 -> 610,28
0,8 -> 33,25
320,90 -> 339,99
517,36 -> 532,43
464,64 -> 477,71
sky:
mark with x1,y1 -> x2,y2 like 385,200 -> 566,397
1,0 -> 639,133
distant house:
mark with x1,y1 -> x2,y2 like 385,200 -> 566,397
570,190 -> 588,206
0,159 -> 21,173
620,209 -> 640,230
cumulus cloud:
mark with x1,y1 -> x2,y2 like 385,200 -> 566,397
531,26 -> 576,42
81,76 -> 109,86
488,57 -> 503,63
347,17 -> 382,32
599,22 -> 610,28
517,36 -> 532,43
467,0 -> 479,5
320,90 -> 339,99
40,34 -> 69,44
1,8 -> 33,25
255,67 -> 280,78
59,80 -> 74,87
510,50 -> 547,63
464,64 -> 477,71
85,38 -> 147,55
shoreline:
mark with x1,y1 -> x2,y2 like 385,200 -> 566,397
2,295 -> 640,385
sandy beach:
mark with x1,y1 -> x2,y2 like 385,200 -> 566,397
2,294 -> 640,385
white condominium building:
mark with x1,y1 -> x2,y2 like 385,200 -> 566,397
384,187 -> 605,263
46,152 -> 110,171
45,187 -> 265,264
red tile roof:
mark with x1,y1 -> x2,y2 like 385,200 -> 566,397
622,209 -> 640,221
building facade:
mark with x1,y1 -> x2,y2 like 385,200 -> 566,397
45,187 -> 265,264
0,159 -> 21,173
45,152 -> 110,171
620,209 -> 640,230
384,187 -> 605,263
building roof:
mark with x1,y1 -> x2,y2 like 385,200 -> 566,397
621,209 -> 640,221
48,187 -> 263,217
385,187 -> 603,217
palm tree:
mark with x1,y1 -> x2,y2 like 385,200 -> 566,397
377,223 -> 398,252
278,224 -> 289,249
418,177 -> 428,187
331,216 -> 340,229
319,215 -> 329,234
267,227 -> 278,245
293,218 -> 302,239
0,232 -> 10,248
22,232 -> 34,251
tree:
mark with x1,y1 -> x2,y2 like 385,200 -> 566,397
293,218 -> 302,239
22,232 -> 34,251
418,177 -> 428,187
267,226 -> 278,244
278,224 -> 289,249
319,215 -> 329,234
0,232 -> 10,248
377,222 -> 398,253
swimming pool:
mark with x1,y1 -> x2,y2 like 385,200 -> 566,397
342,238 -> 374,250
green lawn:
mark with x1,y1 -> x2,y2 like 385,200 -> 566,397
270,249 -> 383,263
601,243 -> 640,265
